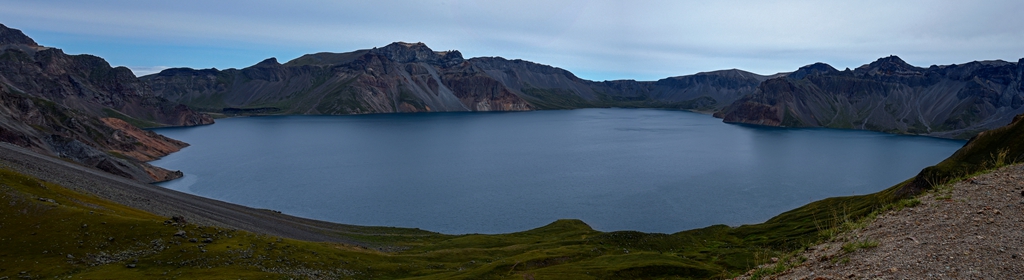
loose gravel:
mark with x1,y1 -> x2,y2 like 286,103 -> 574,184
740,164 -> 1024,279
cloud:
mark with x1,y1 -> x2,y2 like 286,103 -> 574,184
1,0 -> 1021,81
126,66 -> 170,77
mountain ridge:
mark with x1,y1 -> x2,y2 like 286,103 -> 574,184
716,55 -> 1024,139
143,42 -> 1023,139
0,23 -> 212,182
142,42 -> 766,116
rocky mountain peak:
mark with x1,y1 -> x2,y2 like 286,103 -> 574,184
1018,58 -> 1024,78
437,50 -> 464,65
253,57 -> 281,68
700,69 -> 748,77
788,62 -> 838,79
874,55 -> 910,65
371,42 -> 464,67
0,23 -> 38,46
857,55 -> 922,76
687,69 -> 769,83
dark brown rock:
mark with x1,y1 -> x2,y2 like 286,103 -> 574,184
0,23 -> 37,46
0,24 -> 205,182
717,56 -> 1024,139
142,42 -> 764,116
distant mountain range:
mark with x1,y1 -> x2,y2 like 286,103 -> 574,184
1,21 -> 1023,181
141,42 -> 768,115
716,56 -> 1024,139
144,42 -> 1023,140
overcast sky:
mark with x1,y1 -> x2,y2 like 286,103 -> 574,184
1,0 -> 1021,81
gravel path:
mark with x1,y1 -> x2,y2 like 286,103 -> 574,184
0,142 -> 372,245
743,164 -> 1024,279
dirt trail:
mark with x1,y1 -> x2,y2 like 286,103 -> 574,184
742,164 -> 1024,279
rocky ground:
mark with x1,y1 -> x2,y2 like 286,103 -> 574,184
740,164 -> 1024,279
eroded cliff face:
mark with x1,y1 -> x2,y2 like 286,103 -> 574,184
0,86 -> 186,182
143,43 -> 533,115
715,78 -> 797,127
99,118 -> 186,162
0,23 -> 206,182
716,56 -> 1024,139
143,42 -> 766,115
0,31 -> 213,127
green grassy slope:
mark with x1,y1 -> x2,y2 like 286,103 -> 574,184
905,114 -> 1024,195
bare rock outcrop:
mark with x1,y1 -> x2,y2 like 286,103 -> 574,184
142,43 -> 764,116
0,86 -> 186,182
0,23 -> 203,182
717,56 -> 1024,139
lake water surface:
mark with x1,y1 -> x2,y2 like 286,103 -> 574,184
151,108 -> 965,234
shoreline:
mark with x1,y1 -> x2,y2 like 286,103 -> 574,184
0,142 -> 425,245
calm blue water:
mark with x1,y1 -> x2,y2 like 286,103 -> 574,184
151,108 -> 964,234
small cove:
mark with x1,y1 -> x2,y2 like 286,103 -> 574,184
151,108 -> 965,234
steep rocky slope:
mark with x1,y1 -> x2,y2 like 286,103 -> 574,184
0,23 -> 211,182
142,42 -> 766,115
0,24 -> 212,127
467,58 -> 768,111
145,42 -> 1024,140
717,56 -> 1024,139
0,85 -> 186,182
144,44 -> 530,114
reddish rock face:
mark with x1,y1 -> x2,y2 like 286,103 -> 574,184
441,70 -> 533,112
99,118 -> 186,162
0,86 -> 186,182
141,43 -> 537,115
0,24 -> 204,182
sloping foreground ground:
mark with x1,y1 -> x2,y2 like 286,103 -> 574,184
739,164 -> 1024,279
733,113 -> 1024,279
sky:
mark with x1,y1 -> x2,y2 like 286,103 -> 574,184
1,0 -> 1021,81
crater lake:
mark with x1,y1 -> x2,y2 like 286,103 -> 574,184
151,108 -> 965,234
